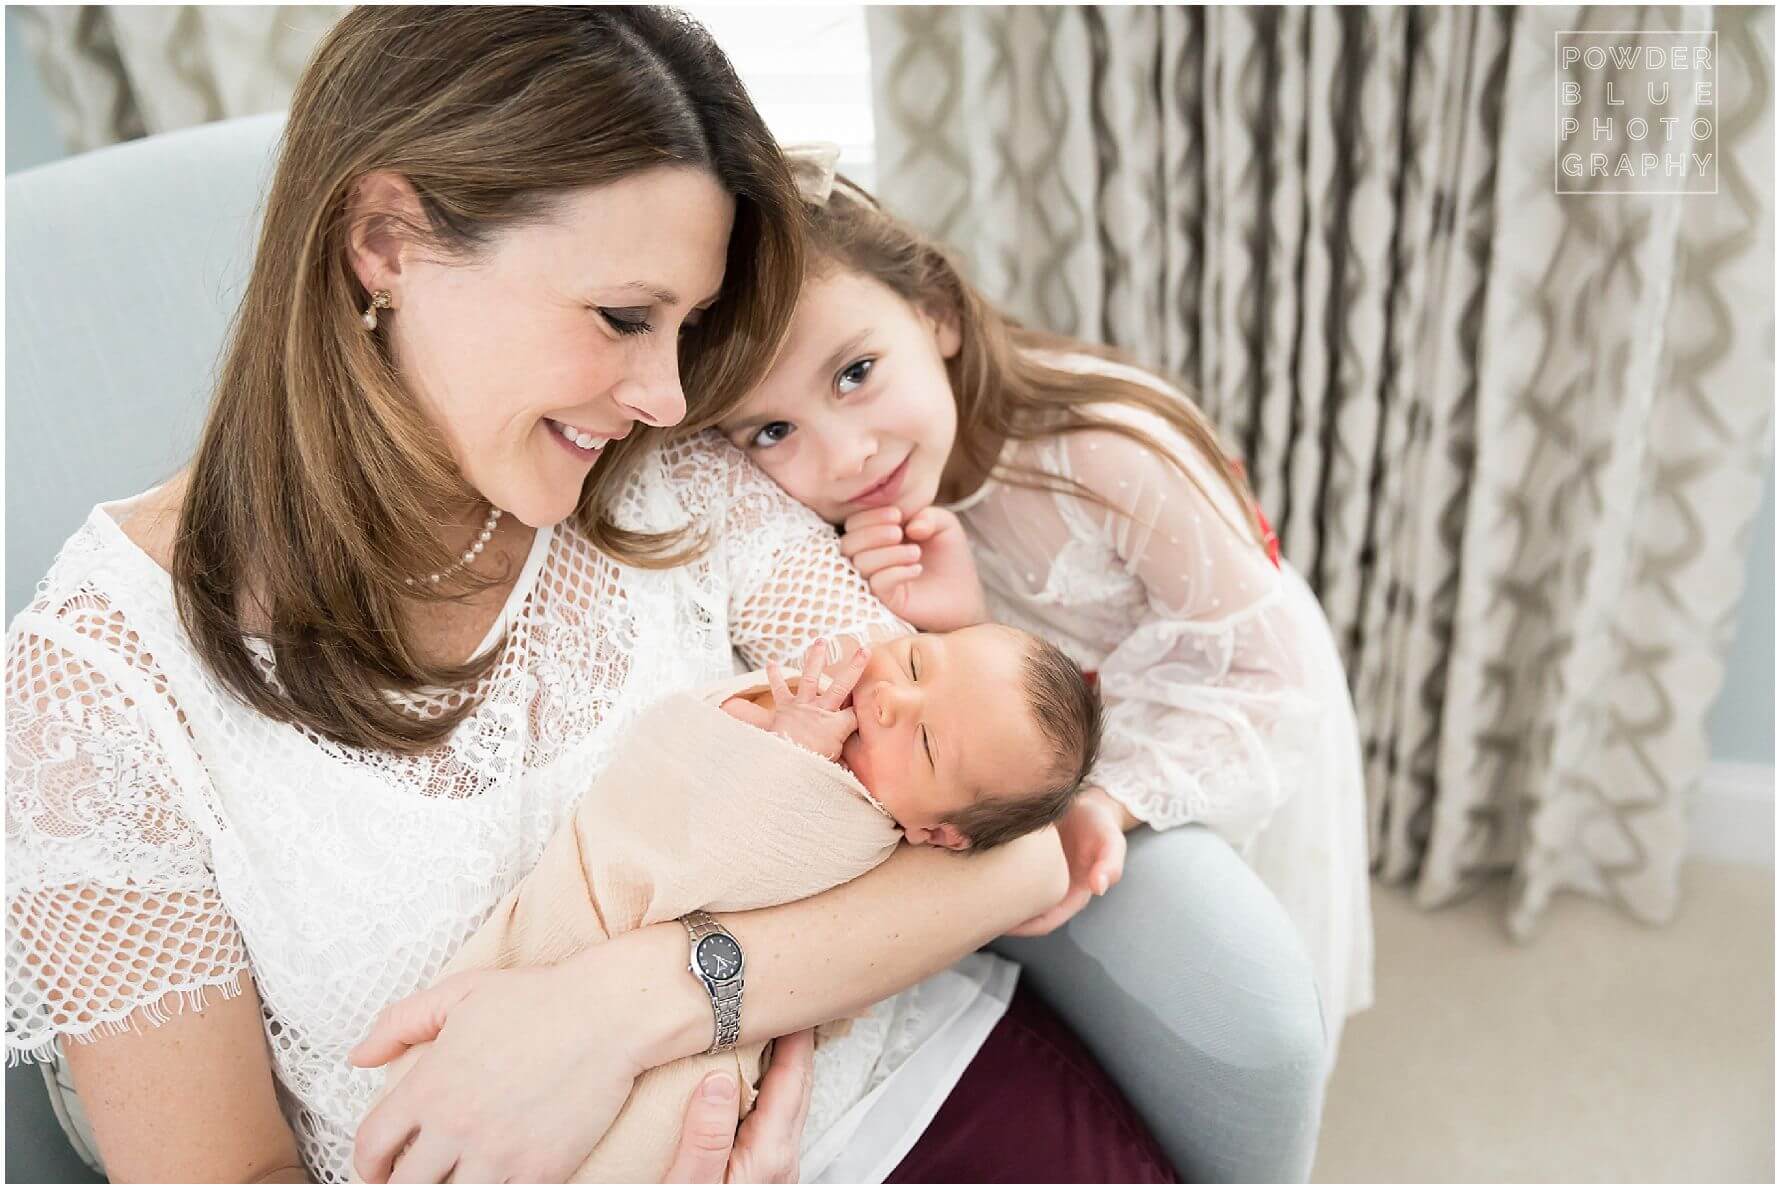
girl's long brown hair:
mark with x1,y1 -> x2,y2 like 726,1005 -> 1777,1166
171,7 -> 806,752
804,180 -> 1267,549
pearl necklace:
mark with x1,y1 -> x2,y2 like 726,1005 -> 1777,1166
404,504 -> 504,587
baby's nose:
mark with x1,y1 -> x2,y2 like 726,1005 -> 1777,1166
875,679 -> 919,725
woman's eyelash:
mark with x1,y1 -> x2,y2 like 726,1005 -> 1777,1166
600,309 -> 653,336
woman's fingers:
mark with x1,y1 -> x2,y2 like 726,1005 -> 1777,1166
348,974 -> 481,1069
839,522 -> 904,558
386,1129 -> 459,1184
851,543 -> 923,577
733,1029 -> 815,1183
661,1073 -> 741,1183
353,1093 -> 419,1183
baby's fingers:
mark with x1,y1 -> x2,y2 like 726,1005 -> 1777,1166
818,646 -> 870,710
799,640 -> 829,703
766,661 -> 793,708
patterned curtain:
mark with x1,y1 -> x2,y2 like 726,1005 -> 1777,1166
14,5 -> 343,155
868,4 -> 1774,939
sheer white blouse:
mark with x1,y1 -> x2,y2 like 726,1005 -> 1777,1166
5,430 -> 1014,1183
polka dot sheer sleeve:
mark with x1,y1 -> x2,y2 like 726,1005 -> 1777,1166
1057,422 -> 1327,846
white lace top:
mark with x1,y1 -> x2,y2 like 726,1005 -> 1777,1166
4,430 -> 1010,1182
949,352 -> 1375,1050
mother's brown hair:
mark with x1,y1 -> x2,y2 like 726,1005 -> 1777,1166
171,7 -> 806,752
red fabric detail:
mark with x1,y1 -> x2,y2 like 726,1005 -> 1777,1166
1228,457 -> 1281,569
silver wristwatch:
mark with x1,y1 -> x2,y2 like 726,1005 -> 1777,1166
681,910 -> 744,1054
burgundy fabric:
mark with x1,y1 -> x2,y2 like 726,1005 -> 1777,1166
886,981 -> 1178,1183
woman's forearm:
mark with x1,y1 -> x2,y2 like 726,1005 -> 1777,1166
589,826 -> 1070,1069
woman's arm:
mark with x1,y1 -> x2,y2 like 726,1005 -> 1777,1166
8,621 -> 297,1181
625,823 -> 1069,1064
350,825 -> 1068,1181
61,982 -> 307,1183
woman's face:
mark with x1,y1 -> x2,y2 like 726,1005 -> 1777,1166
361,166 -> 735,528
717,268 -> 961,526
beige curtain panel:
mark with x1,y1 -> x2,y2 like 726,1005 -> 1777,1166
18,4 -> 1773,939
868,4 -> 1774,939
14,5 -> 342,153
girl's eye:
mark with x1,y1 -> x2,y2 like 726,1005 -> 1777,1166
911,646 -> 920,681
749,421 -> 794,449
600,308 -> 653,336
837,358 -> 874,395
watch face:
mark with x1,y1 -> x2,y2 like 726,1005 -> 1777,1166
695,933 -> 743,981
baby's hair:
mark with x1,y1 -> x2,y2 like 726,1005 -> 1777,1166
800,175 -> 1269,554
943,628 -> 1103,852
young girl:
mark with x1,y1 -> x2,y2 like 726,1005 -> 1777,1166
718,152 -> 1375,1057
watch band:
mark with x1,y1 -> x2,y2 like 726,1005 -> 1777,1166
681,910 -> 743,1054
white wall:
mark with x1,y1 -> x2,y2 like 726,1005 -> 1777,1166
1705,460 -> 1776,765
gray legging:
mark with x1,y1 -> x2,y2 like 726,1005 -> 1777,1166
989,824 -> 1328,1184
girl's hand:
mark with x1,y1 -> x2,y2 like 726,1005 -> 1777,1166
662,1028 -> 816,1183
762,638 -> 869,761
349,961 -> 651,1183
1005,786 -> 1133,937
840,505 -> 987,631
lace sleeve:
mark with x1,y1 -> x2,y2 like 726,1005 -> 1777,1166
660,432 -> 910,669
1061,424 -> 1326,849
6,620 -> 249,1064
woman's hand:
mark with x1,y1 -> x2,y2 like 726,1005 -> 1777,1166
662,1029 -> 816,1183
349,962 -> 653,1183
1005,786 -> 1136,937
840,506 -> 987,631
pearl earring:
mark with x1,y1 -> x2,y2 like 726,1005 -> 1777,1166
361,289 -> 392,331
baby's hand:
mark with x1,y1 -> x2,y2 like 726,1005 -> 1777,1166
762,638 -> 870,762
841,505 -> 987,631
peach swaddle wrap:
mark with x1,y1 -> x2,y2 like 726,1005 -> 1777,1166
367,668 -> 900,1183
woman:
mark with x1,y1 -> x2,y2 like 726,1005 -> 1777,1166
4,7 -> 1321,1184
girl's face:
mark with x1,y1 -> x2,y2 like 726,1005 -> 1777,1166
354,166 -> 734,529
718,268 -> 962,525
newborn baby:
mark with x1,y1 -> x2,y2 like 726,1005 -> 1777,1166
369,623 -> 1100,1183
721,623 -> 1102,852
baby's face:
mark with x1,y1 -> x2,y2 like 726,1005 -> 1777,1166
842,625 -> 1053,850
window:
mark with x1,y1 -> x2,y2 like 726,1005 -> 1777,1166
682,5 -> 877,189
